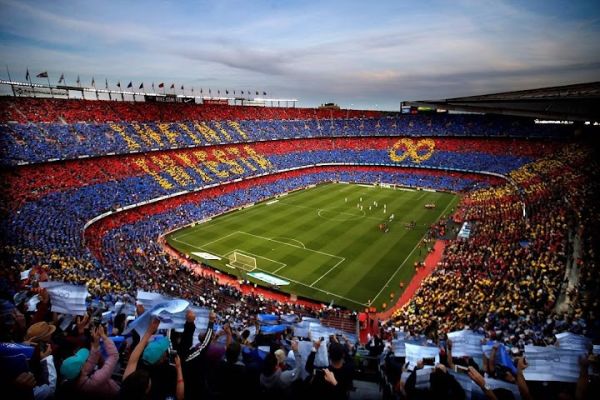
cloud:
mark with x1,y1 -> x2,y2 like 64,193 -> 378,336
1,0 -> 600,109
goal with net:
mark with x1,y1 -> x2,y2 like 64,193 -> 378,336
227,251 -> 257,272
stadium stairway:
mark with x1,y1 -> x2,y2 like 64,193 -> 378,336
375,239 -> 446,321
349,380 -> 382,399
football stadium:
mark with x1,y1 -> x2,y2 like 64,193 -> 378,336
1,1 -> 599,400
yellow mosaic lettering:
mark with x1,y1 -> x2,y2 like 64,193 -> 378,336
213,149 -> 245,174
193,122 -> 220,143
157,123 -> 181,147
174,153 -> 213,183
227,121 -> 249,140
150,155 -> 195,187
109,122 -> 140,151
243,146 -> 272,170
177,123 -> 202,145
213,121 -> 233,141
133,157 -> 173,189
193,150 -> 229,178
131,122 -> 163,147
227,147 -> 257,171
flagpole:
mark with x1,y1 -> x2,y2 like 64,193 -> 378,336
5,65 -> 15,96
27,67 -> 35,98
46,74 -> 53,99
106,78 -> 112,101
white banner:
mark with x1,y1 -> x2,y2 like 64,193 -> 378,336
524,345 -> 585,382
447,329 -> 484,357
40,282 -> 89,316
405,343 -> 439,368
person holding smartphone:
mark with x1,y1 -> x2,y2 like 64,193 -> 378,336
305,338 -> 354,400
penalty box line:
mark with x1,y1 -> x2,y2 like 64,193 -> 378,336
251,266 -> 366,307
174,232 -> 363,306
236,231 -> 344,261
173,237 -> 364,306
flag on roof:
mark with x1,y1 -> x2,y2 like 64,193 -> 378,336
170,83 -> 175,89
152,82 -> 155,90
158,82 -> 164,88
181,84 -> 184,90
263,91 -> 267,96
76,75 -> 80,85
26,69 -> 30,81
91,77 -> 95,86
117,81 -> 121,88
127,81 -> 133,88
105,78 -> 108,89
139,82 -> 144,89
36,71 -> 48,78
58,73 -> 64,84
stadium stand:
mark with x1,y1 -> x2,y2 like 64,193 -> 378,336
0,97 -> 597,399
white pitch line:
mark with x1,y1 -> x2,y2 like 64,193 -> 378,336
172,238 -> 227,259
173,234 -> 364,304
230,248 -> 287,269
370,197 -> 455,304
173,231 -> 238,249
252,267 -> 367,307
309,257 -> 346,287
273,264 -> 288,273
279,201 -> 370,220
237,231 -> 344,261
271,236 -> 306,248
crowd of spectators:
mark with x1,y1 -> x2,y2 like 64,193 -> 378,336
2,136 -> 551,213
0,97 -> 571,165
1,98 -> 597,399
1,278 -> 359,399
385,144 -> 599,398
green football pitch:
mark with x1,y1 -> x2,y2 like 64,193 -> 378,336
166,183 -> 459,311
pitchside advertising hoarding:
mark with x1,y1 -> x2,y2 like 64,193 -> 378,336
15,86 -> 69,97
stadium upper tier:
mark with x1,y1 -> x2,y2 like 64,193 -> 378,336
0,98 -> 572,165
1,132 -> 556,296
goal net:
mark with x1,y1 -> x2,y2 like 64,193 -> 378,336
227,251 -> 257,272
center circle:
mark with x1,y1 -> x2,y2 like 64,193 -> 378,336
317,208 -> 366,221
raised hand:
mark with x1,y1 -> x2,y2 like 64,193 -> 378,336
148,317 -> 160,335
323,368 -> 338,386
91,326 -> 101,349
185,309 -> 196,323
516,357 -> 528,372
468,366 -> 486,388
76,314 -> 90,335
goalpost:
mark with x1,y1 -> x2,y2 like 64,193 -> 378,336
227,251 -> 257,272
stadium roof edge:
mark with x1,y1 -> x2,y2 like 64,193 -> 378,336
404,81 -> 600,122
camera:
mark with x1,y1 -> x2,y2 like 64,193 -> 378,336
168,349 -> 178,365
422,357 -> 435,366
39,342 -> 48,353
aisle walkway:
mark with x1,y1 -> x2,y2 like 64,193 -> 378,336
376,240 -> 446,321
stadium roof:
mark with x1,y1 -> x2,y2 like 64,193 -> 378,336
405,81 -> 600,122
